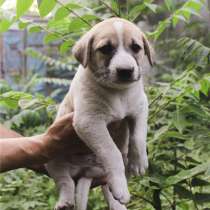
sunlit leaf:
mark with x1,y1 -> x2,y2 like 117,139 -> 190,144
54,3 -> 82,21
18,21 -> 30,29
164,162 -> 210,187
16,0 -> 33,18
144,3 -> 158,13
60,40 -> 75,54
28,25 -> 42,33
43,33 -> 61,44
38,0 -> 56,17
0,0 -> 5,7
164,0 -> 174,11
69,18 -> 89,32
0,19 -> 12,32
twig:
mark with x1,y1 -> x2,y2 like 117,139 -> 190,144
56,0 -> 92,27
184,158 -> 199,210
37,24 -> 69,42
149,91 -> 185,121
149,68 -> 191,108
148,66 -> 195,121
98,0 -> 119,16
132,194 -> 155,208
160,192 -> 174,210
117,0 -> 121,17
173,148 -> 177,210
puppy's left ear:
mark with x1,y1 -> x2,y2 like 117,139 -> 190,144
142,35 -> 153,66
72,32 -> 94,68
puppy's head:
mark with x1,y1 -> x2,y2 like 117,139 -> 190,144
73,18 -> 153,88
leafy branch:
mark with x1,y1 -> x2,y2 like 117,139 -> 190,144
148,0 -> 205,40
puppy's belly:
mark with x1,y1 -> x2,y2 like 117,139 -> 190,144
67,153 -> 105,179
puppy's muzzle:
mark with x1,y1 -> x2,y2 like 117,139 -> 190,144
116,67 -> 134,81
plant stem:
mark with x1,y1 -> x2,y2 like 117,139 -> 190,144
172,148 -> 177,210
56,0 -> 92,27
160,192 -> 174,210
153,189 -> 162,210
98,0 -> 119,16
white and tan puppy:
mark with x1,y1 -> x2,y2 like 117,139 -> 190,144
46,17 -> 153,210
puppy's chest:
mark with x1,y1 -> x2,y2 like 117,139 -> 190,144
108,93 -> 143,121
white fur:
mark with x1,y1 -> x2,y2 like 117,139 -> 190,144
46,18 -> 149,210
75,178 -> 92,210
109,21 -> 140,81
113,21 -> 123,46
102,185 -> 127,210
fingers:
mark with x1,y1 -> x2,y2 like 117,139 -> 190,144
53,112 -> 74,126
47,113 -> 75,140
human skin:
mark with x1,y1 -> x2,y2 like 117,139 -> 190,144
0,114 -> 107,186
0,113 -> 82,172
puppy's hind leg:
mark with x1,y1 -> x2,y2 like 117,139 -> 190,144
75,177 -> 92,210
102,185 -> 127,210
46,161 -> 75,210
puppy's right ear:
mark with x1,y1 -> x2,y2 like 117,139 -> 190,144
72,32 -> 94,68
142,34 -> 154,67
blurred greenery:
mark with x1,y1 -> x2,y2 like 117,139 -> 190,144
0,0 -> 210,210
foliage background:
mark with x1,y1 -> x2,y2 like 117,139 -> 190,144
0,0 -> 210,210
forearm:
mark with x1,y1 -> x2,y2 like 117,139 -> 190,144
0,135 -> 51,172
0,123 -> 65,173
0,113 -> 78,173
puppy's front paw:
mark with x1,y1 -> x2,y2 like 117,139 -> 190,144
128,152 -> 148,176
108,174 -> 130,204
55,200 -> 74,210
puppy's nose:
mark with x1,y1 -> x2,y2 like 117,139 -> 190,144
116,67 -> 134,80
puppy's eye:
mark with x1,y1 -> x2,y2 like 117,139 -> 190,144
131,43 -> 142,53
98,43 -> 114,55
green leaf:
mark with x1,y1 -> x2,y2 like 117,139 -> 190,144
0,91 -> 32,109
69,18 -> 88,32
81,14 -> 100,21
148,19 -> 170,40
172,15 -> 187,27
18,21 -> 30,29
200,78 -> 210,96
0,0 -> 5,7
110,0 -> 119,15
19,99 -> 40,110
38,0 -> 56,17
43,33 -> 60,44
173,109 -> 187,133
59,40 -> 75,54
54,6 -> 69,21
129,3 -> 146,21
164,162 -> 210,187
180,8 -> 201,19
0,19 -> 12,32
144,3 -> 158,13
55,3 -> 82,21
164,0 -> 174,11
28,25 -> 42,33
16,0 -> 33,18
1,91 -> 32,100
185,0 -> 203,12
151,125 -> 169,142
0,99 -> 18,109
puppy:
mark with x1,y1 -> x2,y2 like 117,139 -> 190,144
46,17 -> 153,210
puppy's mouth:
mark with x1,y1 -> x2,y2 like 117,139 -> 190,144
116,78 -> 139,84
